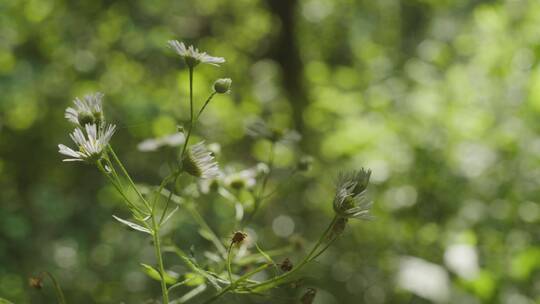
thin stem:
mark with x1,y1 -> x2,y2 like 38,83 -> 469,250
202,264 -> 271,304
260,168 -> 297,201
158,173 -> 179,225
304,216 -> 338,261
196,91 -> 217,121
108,146 -> 152,212
308,236 -> 338,262
41,271 -> 66,304
186,204 -> 228,257
246,142 -> 275,223
227,243 -> 234,282
151,216 -> 169,304
96,160 -> 144,217
247,216 -> 338,291
180,67 -> 195,160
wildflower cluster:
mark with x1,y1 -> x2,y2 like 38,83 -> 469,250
58,93 -> 116,163
55,40 -> 375,304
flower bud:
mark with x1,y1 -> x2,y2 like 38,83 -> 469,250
280,258 -> 293,272
213,78 -> 232,94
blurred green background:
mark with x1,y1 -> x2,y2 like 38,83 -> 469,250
1,0 -> 540,303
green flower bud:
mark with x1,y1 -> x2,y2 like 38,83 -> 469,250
213,78 -> 232,94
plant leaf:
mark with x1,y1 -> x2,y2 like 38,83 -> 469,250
255,243 -> 277,266
140,263 -> 177,285
176,284 -> 207,303
161,205 -> 179,226
112,215 -> 151,234
0,298 -> 14,304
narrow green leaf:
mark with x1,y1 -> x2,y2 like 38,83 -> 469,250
176,284 -> 207,303
0,298 -> 14,304
112,215 -> 151,234
158,188 -> 184,205
161,205 -> 179,225
198,228 -> 215,242
140,263 -> 177,285
255,243 -> 276,266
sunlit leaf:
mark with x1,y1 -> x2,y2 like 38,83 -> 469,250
140,263 -> 177,285
112,215 -> 151,234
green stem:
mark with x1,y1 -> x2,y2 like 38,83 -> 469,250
42,271 -> 66,304
248,216 -> 338,291
202,264 -> 271,304
186,204 -> 228,257
151,217 -> 169,304
180,67 -> 195,160
158,173 -> 179,225
108,146 -> 152,212
96,160 -> 144,217
196,91 -> 217,121
227,243 -> 234,282
246,142 -> 275,223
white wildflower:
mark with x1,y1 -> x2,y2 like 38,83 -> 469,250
58,123 -> 116,162
64,92 -> 104,126
333,169 -> 373,220
182,142 -> 219,179
168,40 -> 225,68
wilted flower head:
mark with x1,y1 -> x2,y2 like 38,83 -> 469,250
182,142 -> 219,179
168,40 -> 225,68
333,169 -> 373,220
58,123 -> 116,163
280,258 -> 293,272
246,119 -> 300,144
65,93 -> 104,126
231,231 -> 248,245
28,276 -> 43,290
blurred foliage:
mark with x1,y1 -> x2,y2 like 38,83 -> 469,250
1,0 -> 540,303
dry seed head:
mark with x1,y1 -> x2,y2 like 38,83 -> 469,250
29,276 -> 43,290
231,231 -> 248,245
280,258 -> 293,272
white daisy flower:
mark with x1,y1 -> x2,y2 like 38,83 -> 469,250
182,142 -> 220,179
58,123 -> 116,162
65,93 -> 104,126
223,167 -> 258,190
333,169 -> 374,220
137,132 -> 185,152
168,40 -> 225,68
